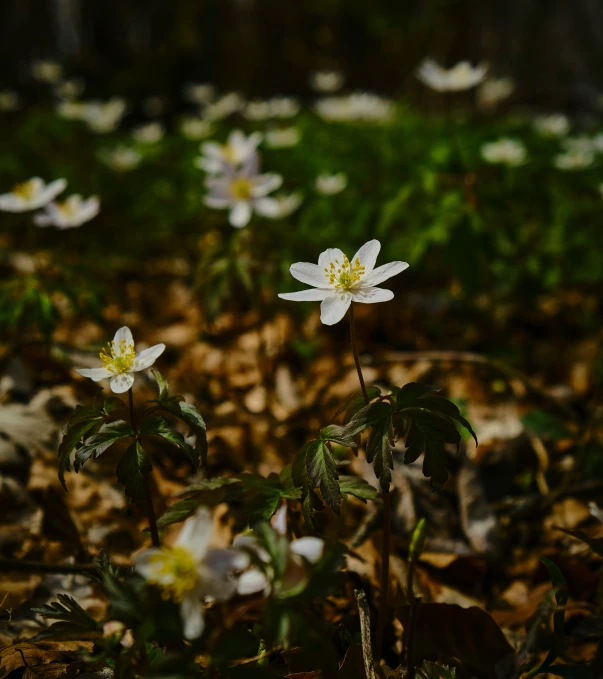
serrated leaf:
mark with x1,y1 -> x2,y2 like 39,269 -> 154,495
139,415 -> 198,468
158,477 -> 241,528
414,396 -> 478,446
366,407 -> 394,491
320,423 -> 358,448
305,440 -> 341,514
58,406 -> 105,489
158,399 -> 208,465
334,386 -> 382,422
292,443 -> 323,532
74,419 -> 134,470
103,397 -> 126,414
151,369 -> 169,401
403,415 -> 457,488
116,441 -> 152,502
396,382 -> 440,408
339,475 -> 379,502
31,593 -> 98,641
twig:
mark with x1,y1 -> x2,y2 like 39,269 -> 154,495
229,645 -> 284,667
354,589 -> 377,679
404,561 -> 419,679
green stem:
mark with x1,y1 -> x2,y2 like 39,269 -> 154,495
404,560 -> 418,679
349,304 -> 369,405
128,388 -> 160,548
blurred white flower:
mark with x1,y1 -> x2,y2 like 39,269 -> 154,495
132,122 -> 165,144
481,139 -> 526,166
265,192 -> 303,219
34,194 -> 100,230
135,508 -> 249,640
563,136 -> 594,153
278,239 -> 409,325
269,96 -> 300,118
244,100 -> 273,121
309,70 -> 345,93
100,146 -> 143,172
196,129 -> 263,174
32,60 -> 63,84
56,100 -> 88,120
203,92 -> 245,121
55,78 -> 85,101
184,83 -> 215,105
0,178 -> 67,213
477,77 -> 514,109
76,326 -> 165,393
589,134 -> 603,153
204,154 -> 282,228
315,172 -> 347,195
315,92 -> 393,122
265,127 -> 301,148
180,116 -> 213,140
84,98 -> 128,133
554,148 -> 595,170
0,90 -> 20,112
533,114 -> 570,138
415,58 -> 488,92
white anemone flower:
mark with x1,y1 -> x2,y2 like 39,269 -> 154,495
32,60 -> 63,84
278,239 -> 409,325
481,139 -> 526,166
315,172 -> 347,195
34,195 -> 100,230
477,77 -> 514,110
0,178 -> 67,213
204,154 -> 282,228
132,122 -> 165,144
309,70 -> 345,93
315,92 -> 393,123
57,100 -> 88,120
202,93 -> 245,121
266,192 -> 303,219
76,326 -> 165,393
269,96 -> 300,118
415,58 -> 488,92
100,146 -> 142,172
135,508 -> 249,640
243,100 -> 273,122
180,116 -> 213,140
0,90 -> 20,112
265,127 -> 301,148
533,114 -> 570,138
84,98 -> 127,133
183,83 -> 215,105
554,148 -> 595,171
196,129 -> 263,174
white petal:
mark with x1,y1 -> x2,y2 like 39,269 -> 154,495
362,261 -> 409,287
204,195 -> 231,209
199,549 -> 248,601
251,173 -> 283,197
133,343 -> 165,371
76,367 -> 113,381
113,327 -> 134,354
175,507 -> 213,560
180,593 -> 205,640
271,505 -> 287,535
200,141 -> 223,159
253,197 -> 280,218
318,248 -> 346,269
278,289 -> 330,302
229,201 -> 251,228
109,373 -> 135,393
237,568 -> 269,596
133,548 -> 162,578
34,213 -> 53,227
232,535 -> 271,562
351,240 -> 380,275
290,262 -> 329,288
320,293 -> 352,325
351,287 -> 394,304
290,537 -> 324,564
204,548 -> 250,573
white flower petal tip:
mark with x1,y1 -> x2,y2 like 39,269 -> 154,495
0,177 -> 67,213
279,240 -> 408,325
415,58 -> 488,92
290,537 -> 325,564
33,194 -> 100,229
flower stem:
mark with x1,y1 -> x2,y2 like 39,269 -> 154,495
128,388 -> 160,548
349,304 -> 369,405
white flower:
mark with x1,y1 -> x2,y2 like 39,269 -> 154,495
269,96 -> 300,118
100,146 -> 142,172
265,127 -> 301,149
57,100 -> 88,120
533,114 -> 570,137
132,122 -> 165,144
477,77 -> 514,109
265,192 -> 303,219
554,148 -> 595,170
315,172 -> 347,195
34,195 -> 100,230
202,92 -> 245,121
180,116 -> 213,140
590,134 -> 603,152
278,239 -> 409,325
309,70 -> 345,93
84,98 -> 127,133
0,178 -> 67,213
315,92 -> 393,122
204,155 -> 282,228
0,90 -> 20,112
196,129 -> 263,174
76,326 -> 165,393
243,100 -> 273,121
183,83 -> 215,105
32,60 -> 63,84
55,78 -> 85,101
481,139 -> 526,166
135,508 -> 249,640
415,58 -> 487,92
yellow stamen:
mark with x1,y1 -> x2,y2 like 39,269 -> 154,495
100,339 -> 136,373
230,178 -> 252,200
13,181 -> 35,199
146,547 -> 199,602
221,144 -> 237,163
323,255 -> 365,290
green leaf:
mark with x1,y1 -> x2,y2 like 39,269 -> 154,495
334,386 -> 381,422
292,444 -> 323,531
305,440 -> 341,515
521,410 -> 572,441
151,369 -> 169,401
139,415 -> 198,468
414,395 -> 478,446
253,522 -> 289,579
74,419 -> 134,470
338,475 -> 378,502
31,593 -> 98,641
320,424 -> 358,448
103,397 -> 126,414
365,403 -> 394,491
396,382 -> 440,408
58,406 -> 105,489
116,441 -> 152,502
157,399 -> 208,465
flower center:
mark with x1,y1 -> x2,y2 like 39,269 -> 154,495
13,181 -> 36,200
57,199 -> 78,217
221,144 -> 237,163
230,178 -> 252,201
100,339 -> 136,373
146,547 -> 199,602
324,255 -> 365,291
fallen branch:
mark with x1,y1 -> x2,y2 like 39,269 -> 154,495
355,589 -> 377,679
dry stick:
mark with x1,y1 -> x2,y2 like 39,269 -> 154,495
404,561 -> 418,679
349,305 -> 390,663
355,590 -> 377,679
128,388 -> 160,548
